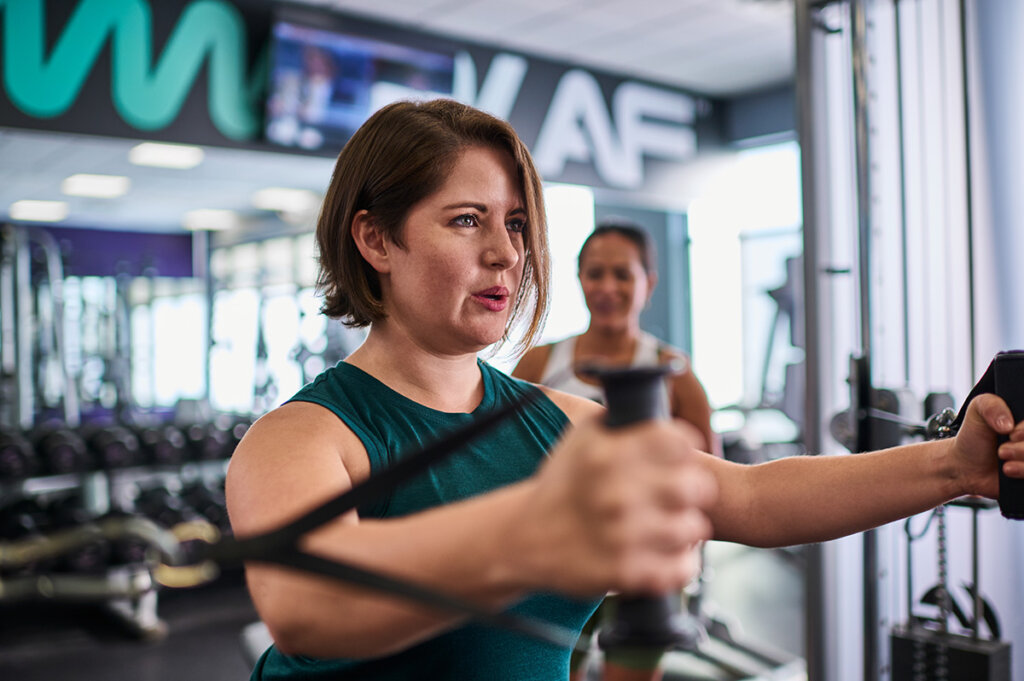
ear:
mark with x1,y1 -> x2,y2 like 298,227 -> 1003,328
351,210 -> 391,274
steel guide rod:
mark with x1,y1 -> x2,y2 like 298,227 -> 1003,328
848,1 -> 881,678
794,1 -> 830,679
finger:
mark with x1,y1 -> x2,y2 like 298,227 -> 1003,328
617,535 -> 708,594
612,420 -> 701,464
1010,422 -> 1024,442
650,508 -> 714,552
999,442 -> 1024,477
651,465 -> 718,512
971,393 -> 1015,433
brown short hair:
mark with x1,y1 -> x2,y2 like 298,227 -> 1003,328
315,99 -> 550,354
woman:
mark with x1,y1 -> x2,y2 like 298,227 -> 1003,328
513,222 -> 717,681
225,98 -> 1023,681
512,220 -> 718,456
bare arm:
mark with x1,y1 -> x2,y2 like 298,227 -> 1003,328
668,366 -> 720,457
707,393 -> 1022,547
227,403 -> 539,657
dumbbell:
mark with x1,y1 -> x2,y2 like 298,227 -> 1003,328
180,481 -> 230,533
0,429 -> 38,480
580,364 -> 702,655
0,497 -> 57,575
132,486 -> 202,530
86,424 -> 143,470
136,423 -> 188,467
98,509 -> 153,566
184,422 -> 232,462
994,351 -> 1024,519
226,414 -> 253,455
48,495 -> 111,574
33,426 -> 92,475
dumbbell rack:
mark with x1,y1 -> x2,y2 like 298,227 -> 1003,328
0,416 -> 248,640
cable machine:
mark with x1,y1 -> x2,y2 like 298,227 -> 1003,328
797,0 -> 1019,679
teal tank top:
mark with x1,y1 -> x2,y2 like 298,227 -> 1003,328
251,359 -> 600,681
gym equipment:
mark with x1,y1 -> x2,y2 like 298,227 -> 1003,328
890,497 -> 1010,681
580,362 -> 701,656
183,422 -> 227,461
136,423 -> 189,467
33,425 -> 92,476
0,509 -> 174,639
0,428 -> 38,479
86,423 -> 143,470
180,481 -> 230,534
577,364 -> 802,680
885,351 -> 1023,681
133,486 -> 203,530
0,222 -> 248,648
100,509 -> 153,566
48,495 -> 112,574
994,351 -> 1024,518
0,497 -> 58,575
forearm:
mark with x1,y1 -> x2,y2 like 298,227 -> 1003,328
253,479 -> 537,658
710,438 -> 962,547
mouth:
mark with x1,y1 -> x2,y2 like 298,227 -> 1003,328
472,286 -> 510,311
474,286 -> 509,300
590,301 -> 619,315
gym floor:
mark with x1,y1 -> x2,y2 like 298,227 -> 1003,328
0,571 -> 258,681
0,544 -> 803,681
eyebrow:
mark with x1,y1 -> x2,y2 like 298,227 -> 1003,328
442,203 -> 527,217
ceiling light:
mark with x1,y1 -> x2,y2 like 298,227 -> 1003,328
61,173 -> 130,198
9,200 -> 69,222
250,187 -> 320,213
129,142 -> 205,169
183,209 -> 240,231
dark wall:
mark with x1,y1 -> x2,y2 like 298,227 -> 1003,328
719,83 -> 796,145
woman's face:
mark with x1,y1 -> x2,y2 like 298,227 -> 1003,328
578,232 -> 653,332
380,145 -> 527,354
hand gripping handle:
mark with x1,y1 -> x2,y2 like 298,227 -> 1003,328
995,351 -> 1024,519
579,362 -> 702,653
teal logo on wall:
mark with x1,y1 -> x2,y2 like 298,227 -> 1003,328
0,0 -> 265,140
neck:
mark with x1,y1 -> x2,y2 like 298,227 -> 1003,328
346,322 -> 485,413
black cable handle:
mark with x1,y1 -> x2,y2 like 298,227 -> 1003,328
579,363 -> 702,653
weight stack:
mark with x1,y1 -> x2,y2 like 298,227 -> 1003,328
890,625 -> 1010,681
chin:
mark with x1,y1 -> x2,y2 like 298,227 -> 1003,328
592,318 -> 628,331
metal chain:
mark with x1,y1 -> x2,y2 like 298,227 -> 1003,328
934,504 -> 951,681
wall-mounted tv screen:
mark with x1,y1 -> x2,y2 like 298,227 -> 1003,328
265,19 -> 457,152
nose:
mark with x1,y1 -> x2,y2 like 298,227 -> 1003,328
484,223 -> 521,270
592,272 -> 618,293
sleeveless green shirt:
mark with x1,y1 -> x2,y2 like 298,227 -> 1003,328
251,360 -> 600,680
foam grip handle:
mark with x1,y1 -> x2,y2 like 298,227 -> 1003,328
995,351 -> 1024,519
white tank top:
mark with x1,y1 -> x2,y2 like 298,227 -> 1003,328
539,332 -> 673,405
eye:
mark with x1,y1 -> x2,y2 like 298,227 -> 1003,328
506,218 -> 527,234
452,213 -> 480,227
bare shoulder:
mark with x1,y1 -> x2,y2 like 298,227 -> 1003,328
656,343 -> 691,373
511,344 -> 554,382
225,401 -> 368,536
536,385 -> 605,424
